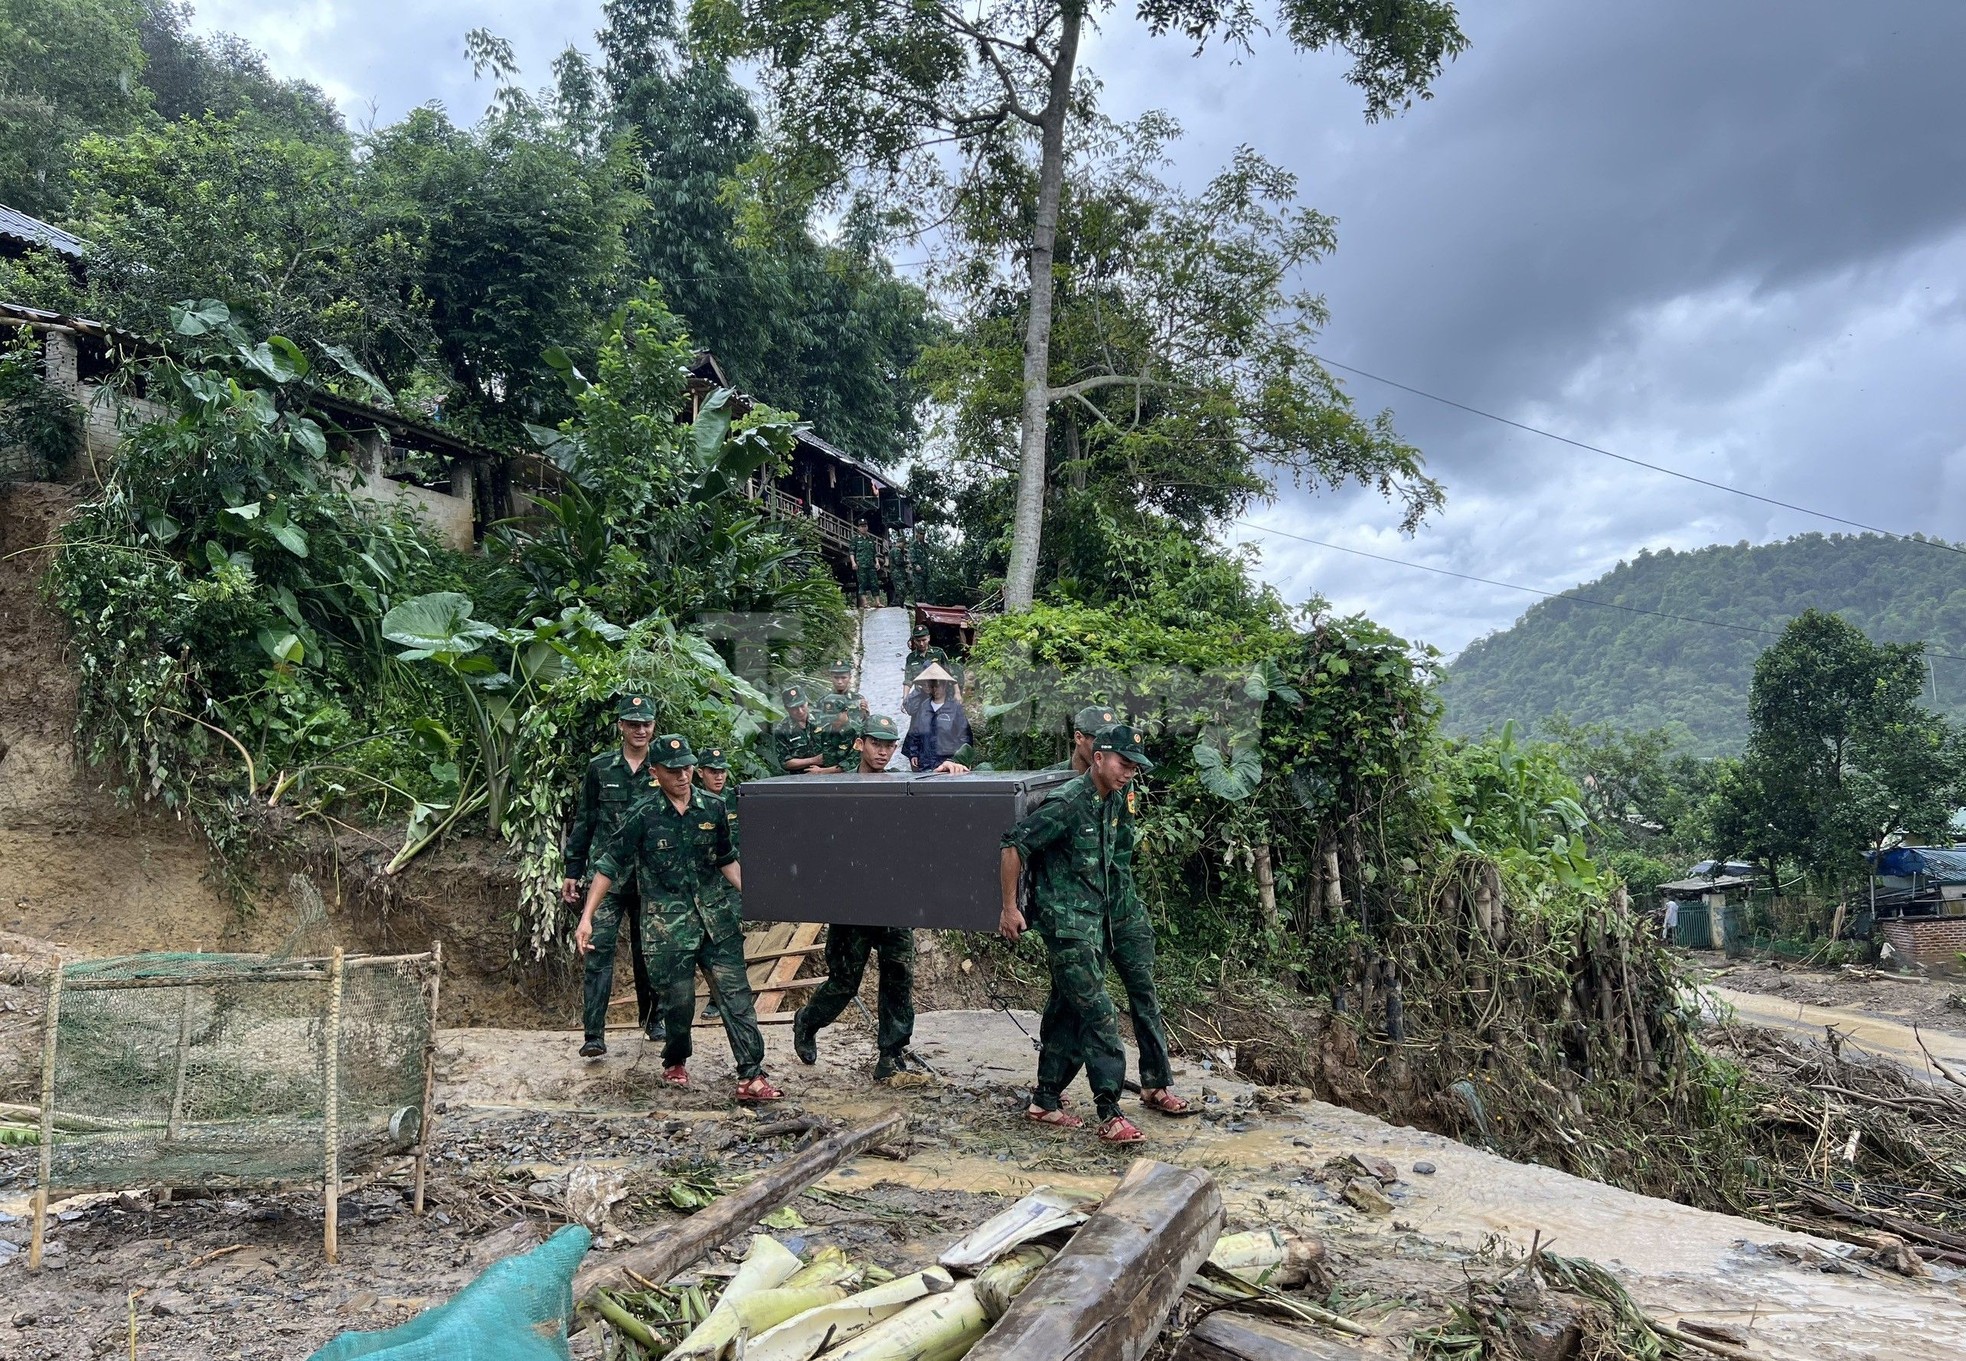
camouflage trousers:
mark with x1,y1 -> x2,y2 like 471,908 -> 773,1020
641,911 -> 766,1078
856,563 -> 880,601
799,925 -> 916,1057
1031,931 -> 1127,1121
580,885 -> 657,1042
1034,907 -> 1172,1109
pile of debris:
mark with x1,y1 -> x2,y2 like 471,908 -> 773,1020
1708,1022 -> 1966,1270
512,1111 -> 1356,1361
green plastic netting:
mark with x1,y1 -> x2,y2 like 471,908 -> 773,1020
43,948 -> 435,1190
308,1225 -> 591,1360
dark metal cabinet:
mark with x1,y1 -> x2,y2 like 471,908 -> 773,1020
737,770 -> 1075,930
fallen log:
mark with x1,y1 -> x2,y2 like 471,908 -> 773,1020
964,1158 -> 1224,1361
1792,1185 -> 1966,1253
1175,1312 -> 1368,1361
570,1108 -> 905,1302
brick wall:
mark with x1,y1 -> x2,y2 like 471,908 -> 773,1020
1878,916 -> 1966,969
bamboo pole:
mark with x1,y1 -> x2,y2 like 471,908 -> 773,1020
29,958 -> 61,1271
322,948 -> 345,1264
165,985 -> 195,1141
413,942 -> 441,1216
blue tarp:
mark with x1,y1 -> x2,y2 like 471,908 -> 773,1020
1866,846 -> 1966,882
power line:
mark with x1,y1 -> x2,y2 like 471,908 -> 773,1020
1314,354 -> 1966,558
1228,518 -> 1966,663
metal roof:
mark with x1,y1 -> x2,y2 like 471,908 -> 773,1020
1658,875 -> 1755,894
0,204 -> 85,258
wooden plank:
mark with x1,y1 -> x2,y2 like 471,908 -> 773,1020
755,922 -> 825,1016
1175,1314 -> 1370,1361
571,1109 -> 906,1303
966,1159 -> 1225,1361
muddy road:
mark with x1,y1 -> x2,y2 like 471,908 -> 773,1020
5,1008 -> 1961,1360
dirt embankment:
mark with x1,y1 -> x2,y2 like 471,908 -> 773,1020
1701,956 -> 1966,1039
0,482 -> 566,1029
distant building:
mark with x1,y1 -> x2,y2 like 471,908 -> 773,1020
1864,846 -> 1966,968
1657,871 -> 1757,951
1,300 -> 500,550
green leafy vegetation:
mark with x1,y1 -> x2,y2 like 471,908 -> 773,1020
44,292 -> 838,922
1445,533 -> 1966,753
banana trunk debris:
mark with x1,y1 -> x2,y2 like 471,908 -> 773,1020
666,1234 -> 804,1359
746,1268 -> 958,1361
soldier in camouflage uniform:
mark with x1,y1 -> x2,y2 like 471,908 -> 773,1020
816,659 -> 868,720
562,692 -> 664,1058
580,734 -> 781,1103
811,709 -> 861,773
1039,707 -> 1188,1114
694,745 -> 737,1023
906,524 -> 930,604
998,724 -> 1156,1144
792,714 -> 919,1080
771,685 -> 824,775
903,626 -> 951,686
852,522 -> 882,606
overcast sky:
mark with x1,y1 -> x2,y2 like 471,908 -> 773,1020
195,0 -> 1966,656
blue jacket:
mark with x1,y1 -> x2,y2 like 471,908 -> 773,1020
902,690 -> 972,768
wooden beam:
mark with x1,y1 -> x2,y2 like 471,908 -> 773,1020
571,1108 -> 906,1303
965,1159 -> 1225,1361
755,923 -> 825,1016
1174,1314 -> 1369,1361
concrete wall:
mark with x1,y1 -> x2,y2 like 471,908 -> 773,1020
1878,916 -> 1966,970
41,329 -> 165,464
347,469 -> 475,551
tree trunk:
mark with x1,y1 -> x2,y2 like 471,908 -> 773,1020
1001,2 -> 1083,613
965,1159 -> 1223,1361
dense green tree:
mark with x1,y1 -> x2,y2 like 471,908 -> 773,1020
1709,610 -> 1965,883
1446,534 -> 1966,752
704,0 -> 1465,608
0,0 -> 149,214
135,1 -> 343,141
594,0 -> 937,463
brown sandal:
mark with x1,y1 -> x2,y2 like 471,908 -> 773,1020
1139,1088 -> 1196,1116
1098,1115 -> 1146,1144
1024,1105 -> 1084,1129
734,1076 -> 783,1104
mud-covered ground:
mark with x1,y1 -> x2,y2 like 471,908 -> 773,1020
1698,955 -> 1966,1037
5,1005 -> 1964,1361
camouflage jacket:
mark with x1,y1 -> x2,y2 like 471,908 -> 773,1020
769,717 -> 819,774
562,748 -> 652,880
1001,773 -> 1125,942
595,787 -> 740,940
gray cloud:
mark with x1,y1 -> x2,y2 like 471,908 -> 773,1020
187,1 -> 1966,655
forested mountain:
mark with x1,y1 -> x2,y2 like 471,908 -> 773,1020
1443,533 -> 1966,753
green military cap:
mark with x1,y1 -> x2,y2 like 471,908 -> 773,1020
696,745 -> 729,770
861,714 -> 901,742
910,625 -> 930,640
829,658 -> 853,676
781,684 -> 808,709
651,733 -> 697,768
1073,704 -> 1122,735
616,693 -> 656,721
1092,723 -> 1153,771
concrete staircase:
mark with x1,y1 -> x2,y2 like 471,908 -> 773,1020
857,606 -> 914,770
